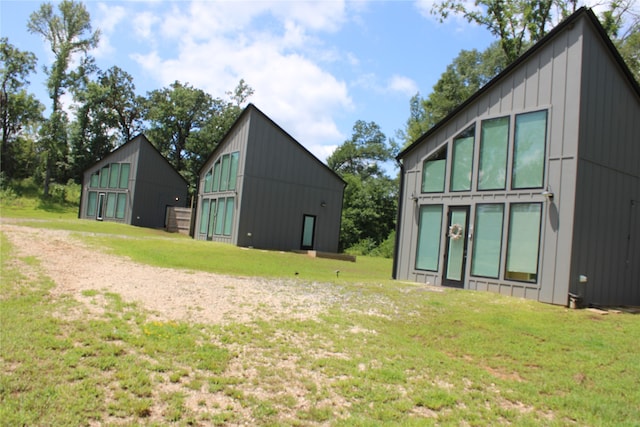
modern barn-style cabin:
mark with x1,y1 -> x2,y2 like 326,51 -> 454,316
194,104 -> 345,252
79,134 -> 188,229
394,8 -> 639,307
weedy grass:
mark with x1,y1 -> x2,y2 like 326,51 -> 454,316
2,209 -> 640,425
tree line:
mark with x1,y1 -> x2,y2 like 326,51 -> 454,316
2,0 -> 637,256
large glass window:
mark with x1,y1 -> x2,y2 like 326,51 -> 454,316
90,172 -> 99,188
224,197 -> 234,236
87,191 -> 97,216
100,166 -> 110,188
220,154 -> 230,191
212,160 -> 221,192
228,152 -> 239,191
207,200 -> 216,239
421,146 -> 447,193
204,169 -> 213,193
119,164 -> 130,189
214,198 -> 226,235
478,117 -> 509,190
512,110 -> 547,189
115,193 -> 126,219
415,205 -> 443,271
199,200 -> 210,235
105,193 -> 117,218
109,164 -> 120,188
505,203 -> 542,282
471,204 -> 504,278
450,126 -> 475,191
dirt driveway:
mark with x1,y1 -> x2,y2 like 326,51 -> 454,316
2,222 -> 343,324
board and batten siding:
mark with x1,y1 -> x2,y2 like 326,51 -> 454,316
396,13 -> 590,305
570,18 -> 640,306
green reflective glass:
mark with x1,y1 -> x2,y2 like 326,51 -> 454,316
471,204 -> 504,278
229,152 -> 239,191
450,129 -> 474,191
416,205 -> 443,271
224,197 -> 234,236
215,198 -> 225,235
220,155 -> 230,191
87,192 -> 97,216
115,193 -> 126,219
513,110 -> 547,189
479,117 -> 509,190
199,199 -> 210,234
109,164 -> 120,188
119,164 -> 130,189
100,166 -> 110,188
445,209 -> 467,281
506,203 -> 542,282
105,193 -> 116,218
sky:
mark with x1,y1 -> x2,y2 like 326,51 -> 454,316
2,0 -> 501,164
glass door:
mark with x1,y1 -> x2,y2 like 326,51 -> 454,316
301,215 -> 316,250
443,206 -> 470,288
96,193 -> 106,221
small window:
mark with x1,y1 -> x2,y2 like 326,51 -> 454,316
115,193 -> 126,219
471,204 -> 504,278
87,191 -> 97,216
204,169 -> 213,193
478,117 -> 509,190
199,199 -> 210,235
119,164 -> 130,189
100,166 -> 110,188
228,152 -> 239,191
212,160 -> 221,192
450,125 -> 475,192
415,205 -> 443,271
512,110 -> 547,189
90,172 -> 99,188
505,203 -> 542,282
421,146 -> 447,193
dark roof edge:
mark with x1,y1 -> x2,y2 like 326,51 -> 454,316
397,7 -> 640,160
199,103 -> 347,186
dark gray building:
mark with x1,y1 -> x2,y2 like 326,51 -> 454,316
194,104 -> 345,252
394,8 -> 639,307
79,134 -> 189,229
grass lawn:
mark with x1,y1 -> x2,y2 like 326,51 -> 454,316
1,200 -> 639,425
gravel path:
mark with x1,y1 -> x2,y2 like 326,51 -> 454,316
2,222 -> 342,324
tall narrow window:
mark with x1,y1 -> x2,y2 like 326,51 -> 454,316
87,191 -> 97,216
214,198 -> 226,235
478,117 -> 509,190
220,154 -> 231,191
513,110 -> 547,189
207,200 -> 216,239
223,197 -> 234,236
450,126 -> 475,191
119,164 -> 130,189
471,204 -> 504,278
90,172 -> 99,188
421,146 -> 447,193
204,169 -> 213,193
105,193 -> 117,218
115,193 -> 126,219
415,205 -> 443,271
505,203 -> 542,282
212,160 -> 221,192
100,166 -> 110,188
109,164 -> 120,188
228,152 -> 239,191
199,199 -> 210,235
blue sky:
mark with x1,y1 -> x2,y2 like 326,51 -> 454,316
2,0 -> 500,163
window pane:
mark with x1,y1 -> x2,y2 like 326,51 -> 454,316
115,193 -> 126,219
479,117 -> 509,190
204,169 -> 213,193
302,215 -> 315,247
471,204 -> 504,278
119,164 -> 130,189
109,164 -> 120,188
220,154 -> 230,191
506,203 -> 542,282
224,197 -> 234,236
228,152 -> 239,191
87,191 -> 97,216
207,200 -> 216,239
100,166 -> 110,188
105,193 -> 117,218
214,197 -> 226,235
90,173 -> 99,188
199,199 -> 210,234
421,147 -> 447,193
212,160 -> 221,192
513,110 -> 547,189
450,126 -> 474,191
415,205 -> 443,271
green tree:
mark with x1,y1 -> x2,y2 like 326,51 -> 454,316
327,121 -> 398,252
0,38 -> 45,179
27,0 -> 100,195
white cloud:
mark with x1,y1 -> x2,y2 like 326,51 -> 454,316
92,3 -> 127,59
128,0 -> 354,160
387,75 -> 418,96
